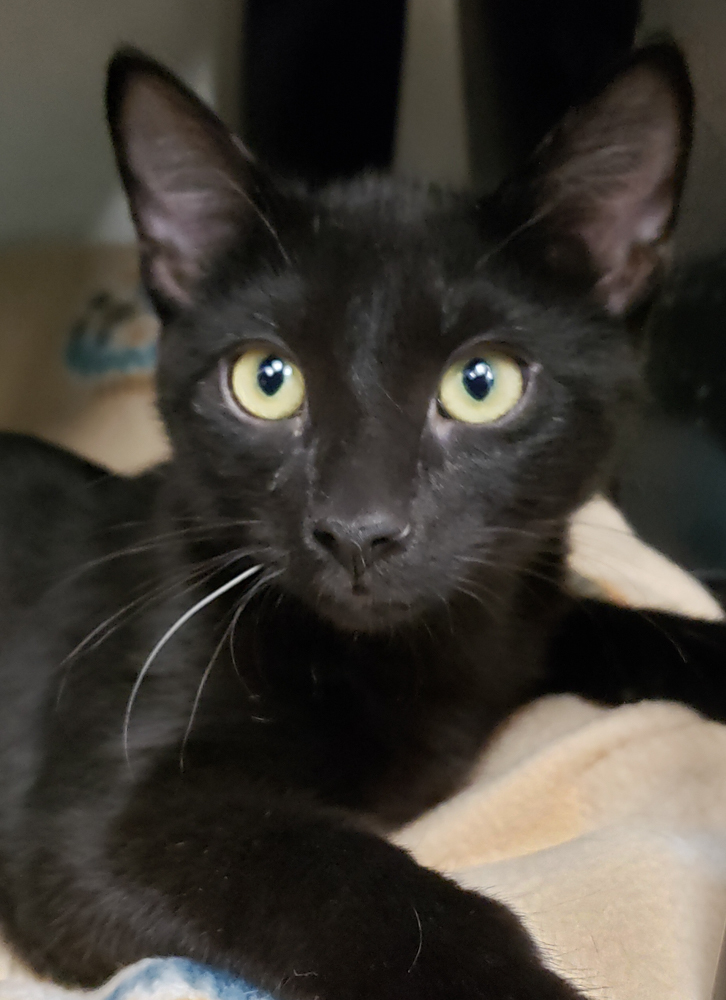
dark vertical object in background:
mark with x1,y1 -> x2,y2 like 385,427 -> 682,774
461,0 -> 640,174
614,252 -> 726,588
242,0 -> 406,184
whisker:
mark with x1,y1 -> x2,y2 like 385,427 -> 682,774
474,174 -> 593,273
179,569 -> 282,770
60,550 -> 249,668
224,156 -> 292,267
122,563 -> 264,766
454,553 -> 562,591
229,584 -> 259,693
474,206 -> 552,271
453,579 -> 507,613
55,554 -> 252,711
57,519 -> 263,586
179,622 -> 234,773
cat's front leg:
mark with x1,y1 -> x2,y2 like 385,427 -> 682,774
542,598 -> 726,717
12,767 -> 583,1000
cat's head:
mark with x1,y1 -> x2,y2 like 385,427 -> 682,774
107,45 -> 692,633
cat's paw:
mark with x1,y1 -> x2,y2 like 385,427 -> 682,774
396,889 -> 587,1000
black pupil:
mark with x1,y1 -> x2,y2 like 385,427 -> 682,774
462,358 -> 494,401
257,356 -> 287,396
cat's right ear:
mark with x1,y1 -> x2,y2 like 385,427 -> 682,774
106,49 -> 268,317
495,43 -> 693,317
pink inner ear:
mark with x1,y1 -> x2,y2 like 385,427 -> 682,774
578,171 -> 677,315
542,61 -> 686,315
120,75 -> 249,306
139,185 -> 243,305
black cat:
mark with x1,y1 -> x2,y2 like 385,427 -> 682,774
0,42 -> 720,1000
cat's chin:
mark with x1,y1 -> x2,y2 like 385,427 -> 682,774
314,591 -> 422,634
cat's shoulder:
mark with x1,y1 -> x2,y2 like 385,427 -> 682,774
0,432 -> 109,489
0,433 -> 163,613
0,432 -> 163,523
0,433 -> 114,530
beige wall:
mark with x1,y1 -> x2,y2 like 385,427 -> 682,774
394,0 -> 506,193
0,0 -> 242,245
394,0 -> 470,188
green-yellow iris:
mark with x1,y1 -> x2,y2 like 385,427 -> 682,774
229,348 -> 305,420
438,351 -> 524,424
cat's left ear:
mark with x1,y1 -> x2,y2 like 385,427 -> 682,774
106,49 -> 273,316
513,43 -> 693,315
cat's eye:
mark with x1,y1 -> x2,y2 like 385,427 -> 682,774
438,351 -> 525,424
229,348 -> 306,420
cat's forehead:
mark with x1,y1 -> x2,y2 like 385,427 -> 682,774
286,183 -> 507,351
195,176 -> 608,386
315,174 -> 458,227
234,250 -> 504,367
212,251 -> 544,384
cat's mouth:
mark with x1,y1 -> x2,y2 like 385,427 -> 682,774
315,586 -> 420,633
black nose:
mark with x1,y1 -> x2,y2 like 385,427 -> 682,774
312,515 -> 410,577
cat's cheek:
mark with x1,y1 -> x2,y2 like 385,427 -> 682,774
177,378 -> 306,486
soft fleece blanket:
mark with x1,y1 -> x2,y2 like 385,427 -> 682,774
1,246 -> 726,1000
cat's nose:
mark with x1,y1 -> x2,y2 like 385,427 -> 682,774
311,515 -> 410,577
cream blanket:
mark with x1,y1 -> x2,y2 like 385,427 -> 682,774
1,246 -> 726,999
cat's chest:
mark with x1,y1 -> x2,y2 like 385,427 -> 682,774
191,623 -> 513,828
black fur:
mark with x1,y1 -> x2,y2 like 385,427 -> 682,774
0,42 -> 712,1000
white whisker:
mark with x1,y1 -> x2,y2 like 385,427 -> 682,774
179,569 -> 281,770
178,629 -> 230,773
59,550 -> 246,671
475,205 -> 551,271
123,563 -> 263,766
55,518 -> 262,587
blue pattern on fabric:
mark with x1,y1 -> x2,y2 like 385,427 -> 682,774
102,957 -> 272,1000
64,291 -> 158,379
